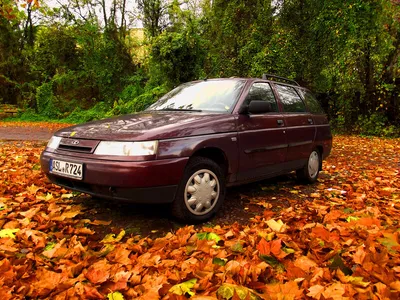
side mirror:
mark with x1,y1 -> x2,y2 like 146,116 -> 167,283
247,100 -> 273,114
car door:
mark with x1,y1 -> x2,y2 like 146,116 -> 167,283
273,84 -> 316,168
237,82 -> 287,182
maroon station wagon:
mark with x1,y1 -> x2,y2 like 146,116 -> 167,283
41,75 -> 332,222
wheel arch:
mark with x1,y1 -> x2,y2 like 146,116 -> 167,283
315,145 -> 323,170
191,147 -> 229,177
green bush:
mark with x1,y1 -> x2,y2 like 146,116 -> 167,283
118,74 -> 146,103
17,108 -> 47,121
62,102 -> 109,123
110,85 -> 168,116
355,113 -> 399,137
150,28 -> 206,87
35,82 -> 62,119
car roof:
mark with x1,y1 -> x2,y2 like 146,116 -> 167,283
195,77 -> 310,92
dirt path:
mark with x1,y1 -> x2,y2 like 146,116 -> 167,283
0,121 -> 71,141
0,126 -> 53,141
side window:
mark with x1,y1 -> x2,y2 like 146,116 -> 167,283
275,84 -> 306,113
300,90 -> 325,114
245,82 -> 278,112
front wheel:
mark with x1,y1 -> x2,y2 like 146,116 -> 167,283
171,157 -> 225,222
296,149 -> 321,183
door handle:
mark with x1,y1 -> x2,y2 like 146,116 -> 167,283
277,120 -> 284,126
308,118 -> 313,125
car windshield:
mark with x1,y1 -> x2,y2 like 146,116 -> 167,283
147,79 -> 245,113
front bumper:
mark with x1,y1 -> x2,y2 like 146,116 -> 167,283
40,150 -> 189,203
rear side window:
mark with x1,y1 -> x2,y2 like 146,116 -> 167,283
275,84 -> 306,113
300,90 -> 325,114
245,82 -> 278,112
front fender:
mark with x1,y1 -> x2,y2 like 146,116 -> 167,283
157,132 -> 239,178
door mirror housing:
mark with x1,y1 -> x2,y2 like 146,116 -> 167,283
246,100 -> 273,114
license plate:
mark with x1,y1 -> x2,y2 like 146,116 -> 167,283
50,159 -> 83,180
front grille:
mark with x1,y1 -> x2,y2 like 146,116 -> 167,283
58,145 -> 93,153
58,138 -> 99,153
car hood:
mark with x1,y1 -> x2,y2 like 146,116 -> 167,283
56,111 -> 237,141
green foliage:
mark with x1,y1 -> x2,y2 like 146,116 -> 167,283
355,113 -> 399,137
138,0 -> 168,37
17,108 -> 43,122
73,23 -> 136,105
62,102 -> 109,123
250,30 -> 298,79
307,0 -> 400,125
110,84 -> 168,115
118,73 -> 147,103
35,81 -> 61,119
30,25 -> 78,80
150,24 -> 206,87
202,0 -> 275,77
0,8 -> 24,106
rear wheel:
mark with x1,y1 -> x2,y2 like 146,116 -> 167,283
171,157 -> 225,222
296,149 -> 321,183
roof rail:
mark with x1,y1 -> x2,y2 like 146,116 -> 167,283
261,74 -> 300,86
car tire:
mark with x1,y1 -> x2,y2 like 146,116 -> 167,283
296,149 -> 321,184
171,157 -> 225,222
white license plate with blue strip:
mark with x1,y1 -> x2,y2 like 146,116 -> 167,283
50,159 -> 83,180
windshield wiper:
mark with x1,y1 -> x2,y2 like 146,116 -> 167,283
160,108 -> 203,112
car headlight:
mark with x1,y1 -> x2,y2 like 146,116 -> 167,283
94,141 -> 158,156
47,136 -> 62,149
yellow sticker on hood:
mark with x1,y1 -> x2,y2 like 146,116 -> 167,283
70,131 -> 76,137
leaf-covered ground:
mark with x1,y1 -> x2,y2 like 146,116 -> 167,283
0,135 -> 399,299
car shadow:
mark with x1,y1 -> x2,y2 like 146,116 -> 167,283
77,172 -> 313,239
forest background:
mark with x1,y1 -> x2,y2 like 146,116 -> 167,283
1,0 -> 399,136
